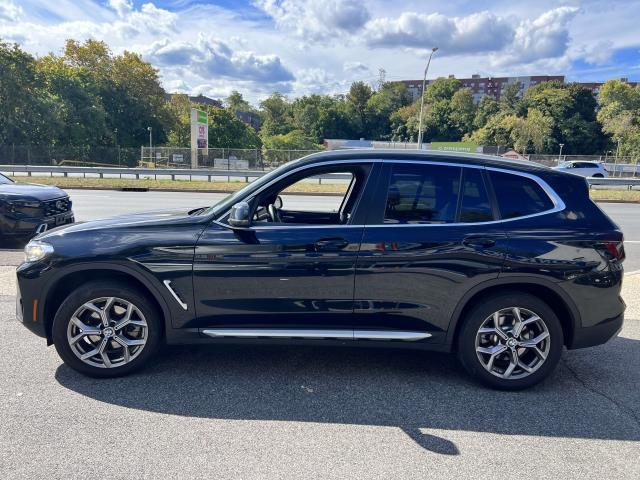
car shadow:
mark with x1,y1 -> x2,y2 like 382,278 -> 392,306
55,335 -> 640,454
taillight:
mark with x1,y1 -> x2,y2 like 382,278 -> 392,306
599,241 -> 625,262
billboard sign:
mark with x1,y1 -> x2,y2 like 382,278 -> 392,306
190,108 -> 208,167
430,141 -> 480,153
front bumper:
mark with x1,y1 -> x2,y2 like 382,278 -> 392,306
2,211 -> 74,237
16,275 -> 47,339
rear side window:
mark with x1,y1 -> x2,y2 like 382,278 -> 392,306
489,170 -> 554,219
459,168 -> 493,223
384,164 -> 460,224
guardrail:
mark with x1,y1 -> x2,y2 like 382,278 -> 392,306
2,164 -> 640,188
0,165 -> 350,183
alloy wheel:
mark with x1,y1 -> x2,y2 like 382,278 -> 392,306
66,297 -> 148,368
475,307 -> 550,380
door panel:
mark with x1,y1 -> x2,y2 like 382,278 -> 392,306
354,224 -> 508,342
352,162 -> 507,343
191,223 -> 363,329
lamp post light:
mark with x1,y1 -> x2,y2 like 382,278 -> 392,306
615,136 -> 623,177
558,143 -> 564,164
147,126 -> 153,166
417,47 -> 438,150
114,128 -> 120,166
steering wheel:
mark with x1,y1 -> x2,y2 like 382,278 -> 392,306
267,203 -> 281,223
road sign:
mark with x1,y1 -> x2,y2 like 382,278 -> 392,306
190,108 -> 208,168
431,141 -> 480,153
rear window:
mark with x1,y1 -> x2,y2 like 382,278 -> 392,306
488,170 -> 554,219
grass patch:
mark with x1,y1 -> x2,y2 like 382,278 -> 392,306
589,188 -> 640,202
10,175 -> 347,194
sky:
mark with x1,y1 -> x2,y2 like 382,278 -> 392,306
1,0 -> 639,103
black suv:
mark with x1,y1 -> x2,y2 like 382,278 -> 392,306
16,151 -> 625,389
1,173 -> 74,242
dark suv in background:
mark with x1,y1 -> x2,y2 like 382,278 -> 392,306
16,150 -> 625,389
1,173 -> 73,243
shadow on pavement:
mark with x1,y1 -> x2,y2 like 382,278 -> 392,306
55,336 -> 640,454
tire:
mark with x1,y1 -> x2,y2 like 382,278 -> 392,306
592,173 -> 604,178
52,280 -> 162,378
457,292 -> 563,390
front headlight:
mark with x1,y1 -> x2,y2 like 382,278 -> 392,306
24,241 -> 54,262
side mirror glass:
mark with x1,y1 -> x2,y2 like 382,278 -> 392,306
229,201 -> 251,228
274,195 -> 283,209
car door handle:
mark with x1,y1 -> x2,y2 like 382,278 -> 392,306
315,238 -> 349,251
462,236 -> 496,248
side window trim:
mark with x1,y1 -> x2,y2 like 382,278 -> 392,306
215,159 -> 380,228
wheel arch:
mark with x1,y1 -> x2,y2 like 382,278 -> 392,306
42,263 -> 172,345
446,277 -> 579,351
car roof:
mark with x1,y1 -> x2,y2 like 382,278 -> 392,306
294,149 -> 550,174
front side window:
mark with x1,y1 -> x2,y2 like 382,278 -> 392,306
488,170 -> 554,219
384,164 -> 460,224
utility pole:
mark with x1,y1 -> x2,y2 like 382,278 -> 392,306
377,68 -> 386,91
417,47 -> 438,150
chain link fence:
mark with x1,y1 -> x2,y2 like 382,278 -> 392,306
0,145 -> 321,170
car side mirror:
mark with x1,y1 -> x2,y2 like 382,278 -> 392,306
229,202 -> 251,228
274,195 -> 283,209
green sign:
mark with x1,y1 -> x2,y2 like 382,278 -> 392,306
197,110 -> 207,124
431,141 -> 478,153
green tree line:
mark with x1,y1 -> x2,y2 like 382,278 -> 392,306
2,39 -> 639,157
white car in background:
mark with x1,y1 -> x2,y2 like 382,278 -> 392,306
553,161 -> 609,178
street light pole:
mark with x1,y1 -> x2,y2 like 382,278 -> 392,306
147,126 -> 153,166
114,128 -> 120,166
417,47 -> 438,150
558,143 -> 564,164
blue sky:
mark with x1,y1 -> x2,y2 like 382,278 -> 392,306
1,0 -> 639,102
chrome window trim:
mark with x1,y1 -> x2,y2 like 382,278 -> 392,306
212,158 -> 565,229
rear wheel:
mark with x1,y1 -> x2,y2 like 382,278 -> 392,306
457,292 -> 563,390
52,281 -> 162,377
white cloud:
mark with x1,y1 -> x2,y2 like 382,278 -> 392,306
365,11 -> 514,54
0,0 -> 23,21
144,35 -> 295,84
254,0 -> 370,43
491,7 -> 579,67
343,61 -> 370,74
108,0 -> 133,18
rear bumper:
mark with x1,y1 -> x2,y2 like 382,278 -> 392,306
568,312 -> 624,349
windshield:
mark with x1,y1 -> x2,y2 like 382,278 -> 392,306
202,161 -> 300,217
558,162 -> 571,168
0,173 -> 13,184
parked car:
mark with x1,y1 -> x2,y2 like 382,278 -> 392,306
16,150 -> 625,389
1,173 -> 74,242
553,161 -> 609,178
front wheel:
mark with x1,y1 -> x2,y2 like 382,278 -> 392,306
457,292 -> 563,390
52,281 -> 162,377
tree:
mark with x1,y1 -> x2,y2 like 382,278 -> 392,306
500,83 -> 522,114
259,92 -> 293,136
510,108 -> 553,154
367,82 -> 412,139
207,107 -> 261,149
449,88 -> 476,136
597,80 -> 640,157
0,41 -> 58,145
165,94 -> 191,147
347,81 -> 373,137
226,91 -> 253,113
473,96 -> 500,129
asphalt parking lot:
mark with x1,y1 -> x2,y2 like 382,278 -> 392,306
1,191 -> 639,478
